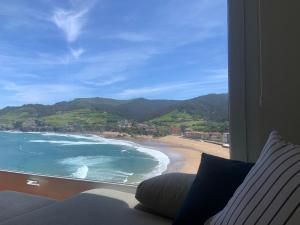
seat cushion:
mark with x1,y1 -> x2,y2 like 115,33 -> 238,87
0,189 -> 172,225
0,191 -> 56,223
136,173 -> 195,219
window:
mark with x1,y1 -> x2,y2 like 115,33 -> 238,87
0,0 -> 228,185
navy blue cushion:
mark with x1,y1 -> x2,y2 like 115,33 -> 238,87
173,153 -> 254,225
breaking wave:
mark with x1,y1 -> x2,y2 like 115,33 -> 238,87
29,140 -> 101,146
72,165 -> 89,179
32,132 -> 170,179
59,156 -> 136,182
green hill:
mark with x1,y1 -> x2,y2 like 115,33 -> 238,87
0,94 -> 229,135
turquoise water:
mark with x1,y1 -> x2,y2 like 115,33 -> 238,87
0,131 -> 169,184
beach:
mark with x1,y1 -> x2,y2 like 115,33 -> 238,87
158,136 -> 230,174
97,132 -> 230,175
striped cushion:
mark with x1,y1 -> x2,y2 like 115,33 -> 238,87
206,131 -> 300,225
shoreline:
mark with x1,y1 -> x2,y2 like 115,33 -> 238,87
1,130 -> 230,176
93,132 -> 230,175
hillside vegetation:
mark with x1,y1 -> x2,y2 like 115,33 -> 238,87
0,94 -> 229,136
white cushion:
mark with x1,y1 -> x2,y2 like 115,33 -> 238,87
206,131 -> 300,225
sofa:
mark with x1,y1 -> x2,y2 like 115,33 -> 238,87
0,189 -> 172,225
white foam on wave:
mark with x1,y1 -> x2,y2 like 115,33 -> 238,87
2,131 -> 40,134
72,165 -> 89,179
59,156 -> 135,182
29,132 -> 170,179
135,146 -> 170,179
29,140 -> 101,146
2,130 -> 25,134
60,156 -> 114,167
115,170 -> 134,176
59,156 -> 114,179
39,132 -> 135,147
41,132 -> 99,140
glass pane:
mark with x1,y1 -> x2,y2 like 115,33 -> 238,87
0,0 -> 228,185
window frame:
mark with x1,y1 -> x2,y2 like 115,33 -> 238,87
228,0 -> 262,162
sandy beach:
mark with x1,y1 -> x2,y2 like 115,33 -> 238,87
157,136 -> 229,174
97,132 -> 230,175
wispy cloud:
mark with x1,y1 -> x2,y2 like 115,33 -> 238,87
0,53 -> 67,67
110,32 -> 154,42
73,47 -> 159,81
116,70 -> 228,99
0,80 -> 89,106
0,2 -> 49,30
117,82 -> 198,98
85,76 -> 127,87
153,0 -> 226,47
70,47 -> 85,59
204,68 -> 228,79
51,2 -> 93,42
0,46 -> 157,88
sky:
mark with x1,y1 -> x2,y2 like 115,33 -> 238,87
0,0 -> 228,107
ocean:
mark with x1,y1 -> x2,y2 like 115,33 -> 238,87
0,131 -> 170,184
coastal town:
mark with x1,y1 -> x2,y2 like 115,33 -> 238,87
0,117 -> 230,146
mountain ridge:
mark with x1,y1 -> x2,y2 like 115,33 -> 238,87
0,93 -> 229,135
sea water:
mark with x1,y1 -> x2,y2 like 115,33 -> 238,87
0,131 -> 170,184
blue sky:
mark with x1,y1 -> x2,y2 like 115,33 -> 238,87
0,0 -> 227,107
